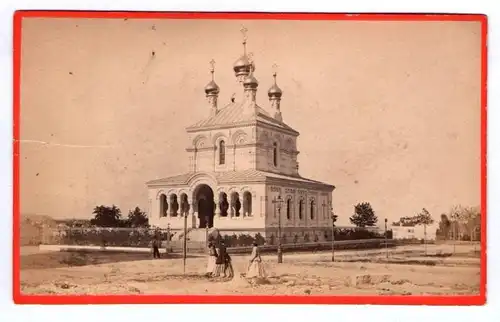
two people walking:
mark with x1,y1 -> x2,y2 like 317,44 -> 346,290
205,241 -> 266,279
207,241 -> 234,278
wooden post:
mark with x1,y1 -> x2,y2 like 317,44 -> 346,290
424,223 -> 427,256
385,218 -> 388,260
183,213 -> 187,274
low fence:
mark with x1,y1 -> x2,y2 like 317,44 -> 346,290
41,227 -> 173,248
225,239 -> 396,255
38,225 -> 396,254
40,226 -> 390,249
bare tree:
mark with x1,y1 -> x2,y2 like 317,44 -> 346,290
414,208 -> 434,255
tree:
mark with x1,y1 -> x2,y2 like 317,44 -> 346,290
90,205 -> 122,227
331,211 -> 338,226
126,207 -> 149,228
449,205 -> 481,241
414,208 -> 434,254
414,208 -> 434,226
350,202 -> 378,228
437,213 -> 452,240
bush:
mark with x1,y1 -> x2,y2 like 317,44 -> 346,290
219,232 -> 270,247
42,227 -> 172,247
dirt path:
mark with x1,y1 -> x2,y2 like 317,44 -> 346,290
19,245 -> 481,296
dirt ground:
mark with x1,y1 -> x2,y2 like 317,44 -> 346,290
19,244 -> 481,296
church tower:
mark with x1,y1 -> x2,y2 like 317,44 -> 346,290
204,59 -> 220,117
186,26 -> 300,177
268,65 -> 283,122
233,26 -> 255,84
147,25 -> 335,235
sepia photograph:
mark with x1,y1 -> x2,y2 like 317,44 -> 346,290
15,12 -> 485,303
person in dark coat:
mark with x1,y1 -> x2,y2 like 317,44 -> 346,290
224,251 -> 234,278
151,236 -> 161,259
213,241 -> 227,277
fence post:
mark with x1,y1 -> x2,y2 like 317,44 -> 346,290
384,219 -> 388,260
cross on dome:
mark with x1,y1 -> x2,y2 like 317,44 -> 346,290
272,63 -> 278,81
209,59 -> 216,80
233,26 -> 255,80
240,25 -> 248,42
268,62 -> 282,99
204,58 -> 219,95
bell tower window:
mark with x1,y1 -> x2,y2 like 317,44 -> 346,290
219,140 -> 226,165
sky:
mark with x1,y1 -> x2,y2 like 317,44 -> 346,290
19,18 -> 482,225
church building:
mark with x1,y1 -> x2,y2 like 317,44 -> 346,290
146,28 -> 335,241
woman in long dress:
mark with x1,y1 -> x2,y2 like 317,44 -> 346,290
212,241 -> 227,277
246,243 -> 266,278
206,242 -> 218,277
224,252 -> 234,278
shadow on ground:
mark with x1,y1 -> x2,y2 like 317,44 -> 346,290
20,251 -> 199,270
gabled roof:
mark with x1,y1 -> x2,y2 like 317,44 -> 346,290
146,169 -> 335,191
186,101 -> 299,135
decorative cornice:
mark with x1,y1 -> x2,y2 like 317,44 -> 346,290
147,176 -> 335,192
186,120 -> 300,137
186,146 -> 217,153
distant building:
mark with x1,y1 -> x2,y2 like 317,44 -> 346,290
391,224 -> 439,240
145,28 -> 335,241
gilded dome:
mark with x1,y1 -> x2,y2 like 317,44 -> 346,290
243,74 -> 258,88
233,54 -> 255,77
204,80 -> 220,95
268,83 -> 282,98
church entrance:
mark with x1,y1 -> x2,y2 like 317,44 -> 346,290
194,184 -> 215,229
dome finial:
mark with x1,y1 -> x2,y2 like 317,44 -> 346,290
240,25 -> 248,54
209,58 -> 216,81
268,63 -> 283,122
272,63 -> 278,84
268,63 -> 283,121
205,58 -> 220,96
234,26 -> 254,82
205,59 -> 220,116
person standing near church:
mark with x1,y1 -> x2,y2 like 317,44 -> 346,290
206,242 -> 218,277
246,243 -> 266,278
151,236 -> 161,259
224,251 -> 234,278
213,241 -> 227,277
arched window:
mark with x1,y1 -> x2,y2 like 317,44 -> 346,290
219,140 -> 226,165
170,194 -> 179,217
299,199 -> 304,220
310,200 -> 315,220
273,142 -> 278,167
159,194 -> 167,217
243,191 -> 252,217
286,198 -> 292,220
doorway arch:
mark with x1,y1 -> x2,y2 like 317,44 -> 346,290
193,184 -> 215,228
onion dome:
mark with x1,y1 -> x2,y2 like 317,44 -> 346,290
268,72 -> 282,99
243,73 -> 259,89
204,80 -> 219,95
205,59 -> 220,95
233,54 -> 255,78
233,26 -> 255,78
